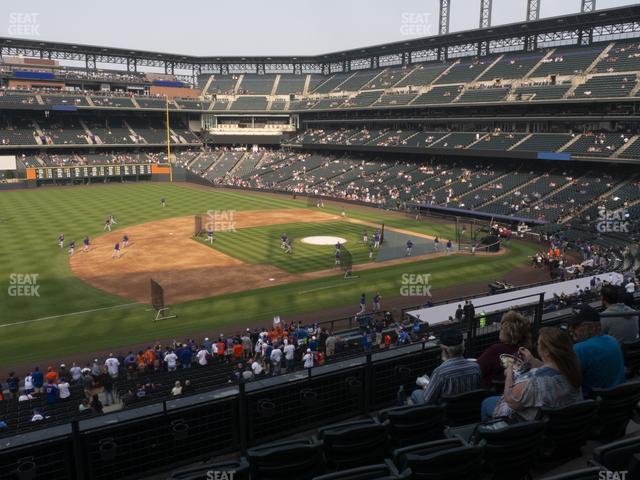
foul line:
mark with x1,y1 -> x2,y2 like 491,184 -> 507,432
299,282 -> 347,294
0,302 -> 140,328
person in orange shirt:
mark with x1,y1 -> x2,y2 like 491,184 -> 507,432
44,366 -> 58,384
143,348 -> 155,371
216,340 -> 226,363
136,351 -> 146,373
232,342 -> 244,361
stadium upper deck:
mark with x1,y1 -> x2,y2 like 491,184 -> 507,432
3,38 -> 640,113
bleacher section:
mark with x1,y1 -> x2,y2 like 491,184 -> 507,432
563,133 -> 627,157
434,57 -> 493,84
595,39 -> 640,73
0,92 -> 38,106
84,117 -> 136,145
230,151 -> 264,178
430,132 -> 478,149
90,95 -> 136,108
479,51 -> 545,81
288,127 -> 636,159
204,151 -> 244,180
573,74 -> 637,98
411,85 -> 463,105
275,75 -> 306,95
189,151 -> 221,174
41,94 -> 90,107
375,92 -> 417,106
457,86 -> 510,103
238,74 -> 277,95
336,70 -> 382,92
127,118 -> 169,144
311,73 -> 352,94
531,45 -> 607,77
136,97 -> 175,109
39,117 -> 88,145
467,132 -> 527,150
361,66 -> 409,89
511,133 -> 573,152
0,117 -> 36,145
524,173 -> 618,222
207,75 -> 239,94
512,83 -> 571,101
396,63 -> 449,87
341,91 -> 383,108
229,96 -> 269,111
211,98 -> 230,110
175,98 -> 211,110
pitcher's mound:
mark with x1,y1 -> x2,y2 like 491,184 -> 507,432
301,236 -> 347,246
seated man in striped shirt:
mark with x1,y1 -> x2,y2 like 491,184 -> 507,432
410,329 -> 481,405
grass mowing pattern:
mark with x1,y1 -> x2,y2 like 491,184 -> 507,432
199,221 -> 377,273
0,183 -> 537,366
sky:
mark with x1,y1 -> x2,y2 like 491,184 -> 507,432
2,0 -> 638,57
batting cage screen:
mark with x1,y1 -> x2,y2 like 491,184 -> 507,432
150,279 -> 165,311
194,214 -> 203,237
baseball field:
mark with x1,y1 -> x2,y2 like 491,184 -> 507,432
0,183 -> 539,367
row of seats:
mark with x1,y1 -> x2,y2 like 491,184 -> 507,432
170,380 -> 640,480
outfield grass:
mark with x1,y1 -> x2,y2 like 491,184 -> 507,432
0,183 -> 536,367
199,221 -> 378,273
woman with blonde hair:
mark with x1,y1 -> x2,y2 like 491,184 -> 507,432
476,310 -> 532,388
481,327 -> 582,421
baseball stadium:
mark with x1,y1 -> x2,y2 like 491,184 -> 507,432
0,1 -> 640,479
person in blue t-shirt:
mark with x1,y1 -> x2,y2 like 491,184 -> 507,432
44,380 -> 59,405
568,305 -> 626,397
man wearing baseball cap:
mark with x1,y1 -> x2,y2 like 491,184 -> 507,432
569,305 -> 625,397
409,328 -> 481,405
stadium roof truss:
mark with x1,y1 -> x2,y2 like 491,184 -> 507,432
0,4 -> 639,85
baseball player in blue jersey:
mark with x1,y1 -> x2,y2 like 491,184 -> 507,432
373,230 -> 380,249
335,249 -> 341,266
83,237 -> 90,252
446,239 -> 452,256
373,293 -> 381,312
207,226 -> 214,244
123,234 -> 129,248
113,242 -> 120,259
335,241 -> 342,252
359,293 -> 366,313
68,240 -> 75,256
58,234 -> 64,249
406,239 -> 413,257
